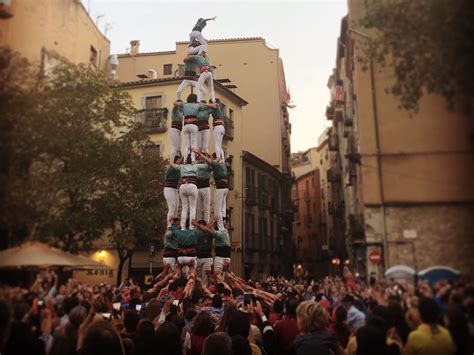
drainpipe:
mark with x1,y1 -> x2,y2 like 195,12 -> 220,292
349,28 -> 389,272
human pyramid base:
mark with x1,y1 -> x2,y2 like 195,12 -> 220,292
163,16 -> 233,286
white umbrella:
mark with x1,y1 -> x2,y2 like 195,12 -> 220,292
0,242 -> 107,269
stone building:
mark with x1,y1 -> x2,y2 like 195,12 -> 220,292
325,1 -> 474,279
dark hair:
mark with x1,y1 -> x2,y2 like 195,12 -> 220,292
445,304 -> 470,355
173,155 -> 181,163
231,335 -> 252,355
124,310 -> 140,333
356,324 -> 387,355
273,300 -> 284,314
232,288 -> 243,298
185,308 -> 198,322
371,305 -> 394,331
227,311 -> 250,338
155,321 -> 181,355
136,320 -> 154,338
388,301 -> 410,344
222,289 -> 231,297
186,154 -> 192,164
418,297 -> 440,324
212,295 -> 223,309
82,320 -> 124,355
192,311 -> 213,337
202,332 -> 232,355
342,295 -> 355,304
285,296 -> 299,316
335,306 -> 348,324
144,299 -> 160,322
187,93 -> 198,103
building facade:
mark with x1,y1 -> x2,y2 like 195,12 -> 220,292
0,0 -> 110,72
325,1 -> 474,279
113,38 -> 294,279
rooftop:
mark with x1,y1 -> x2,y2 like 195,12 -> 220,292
116,76 -> 248,106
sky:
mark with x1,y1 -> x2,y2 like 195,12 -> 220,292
88,0 -> 348,153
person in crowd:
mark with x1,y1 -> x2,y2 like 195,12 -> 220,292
274,295 -> 299,355
155,320 -> 182,355
202,331 -> 232,355
404,297 -> 456,355
269,299 -> 284,327
330,305 -> 351,349
294,300 -> 345,355
342,294 -> 366,333
80,320 -> 125,355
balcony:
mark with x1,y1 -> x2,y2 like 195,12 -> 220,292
328,134 -> 339,151
136,108 -> 168,133
335,106 -> 344,121
245,186 -> 257,206
327,168 -> 341,183
344,112 -> 354,127
325,104 -> 335,121
223,116 -> 234,140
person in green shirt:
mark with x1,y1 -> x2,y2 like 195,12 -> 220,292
195,150 -> 229,231
164,156 -> 181,228
170,106 -> 183,164
163,224 -> 179,271
187,52 -> 215,103
170,221 -> 206,277
192,219 -> 231,275
189,16 -> 216,55
197,100 -> 215,155
170,155 -> 208,230
193,219 -> 214,285
212,99 -> 225,162
196,154 -> 213,224
177,41 -> 208,100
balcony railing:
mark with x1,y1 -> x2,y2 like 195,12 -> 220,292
223,116 -> 234,140
325,104 -> 335,121
327,168 -> 341,183
136,108 -> 168,133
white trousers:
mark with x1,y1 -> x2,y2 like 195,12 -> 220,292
164,187 -> 179,227
187,44 -> 207,55
179,183 -> 198,230
214,256 -> 231,273
163,257 -> 176,271
196,71 -> 215,103
169,127 -> 181,162
196,187 -> 211,223
176,79 -> 207,101
181,124 -> 198,162
198,128 -> 210,154
189,31 -> 208,54
197,257 -> 213,285
213,125 -> 225,161
214,188 -> 228,230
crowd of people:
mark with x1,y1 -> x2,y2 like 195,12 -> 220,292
0,266 -> 472,355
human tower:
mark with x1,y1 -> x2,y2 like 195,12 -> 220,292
162,17 -> 231,285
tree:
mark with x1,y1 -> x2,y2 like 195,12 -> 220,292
0,51 -> 168,264
359,0 -> 474,112
97,141 -> 167,285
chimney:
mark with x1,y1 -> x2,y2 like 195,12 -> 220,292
130,40 -> 140,56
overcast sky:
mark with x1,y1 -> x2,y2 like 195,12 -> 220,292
89,0 -> 347,152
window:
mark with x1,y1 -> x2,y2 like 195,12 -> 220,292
145,95 -> 162,110
90,45 -> 98,67
229,108 -> 234,120
163,64 -> 172,75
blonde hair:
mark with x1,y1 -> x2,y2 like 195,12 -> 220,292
296,300 -> 329,333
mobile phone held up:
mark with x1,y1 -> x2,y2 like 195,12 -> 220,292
135,304 -> 142,312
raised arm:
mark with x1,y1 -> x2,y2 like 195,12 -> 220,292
194,150 -> 212,164
191,220 -> 216,236
204,16 -> 217,21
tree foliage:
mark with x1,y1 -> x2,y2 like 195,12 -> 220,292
360,0 -> 474,112
0,48 -> 167,264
